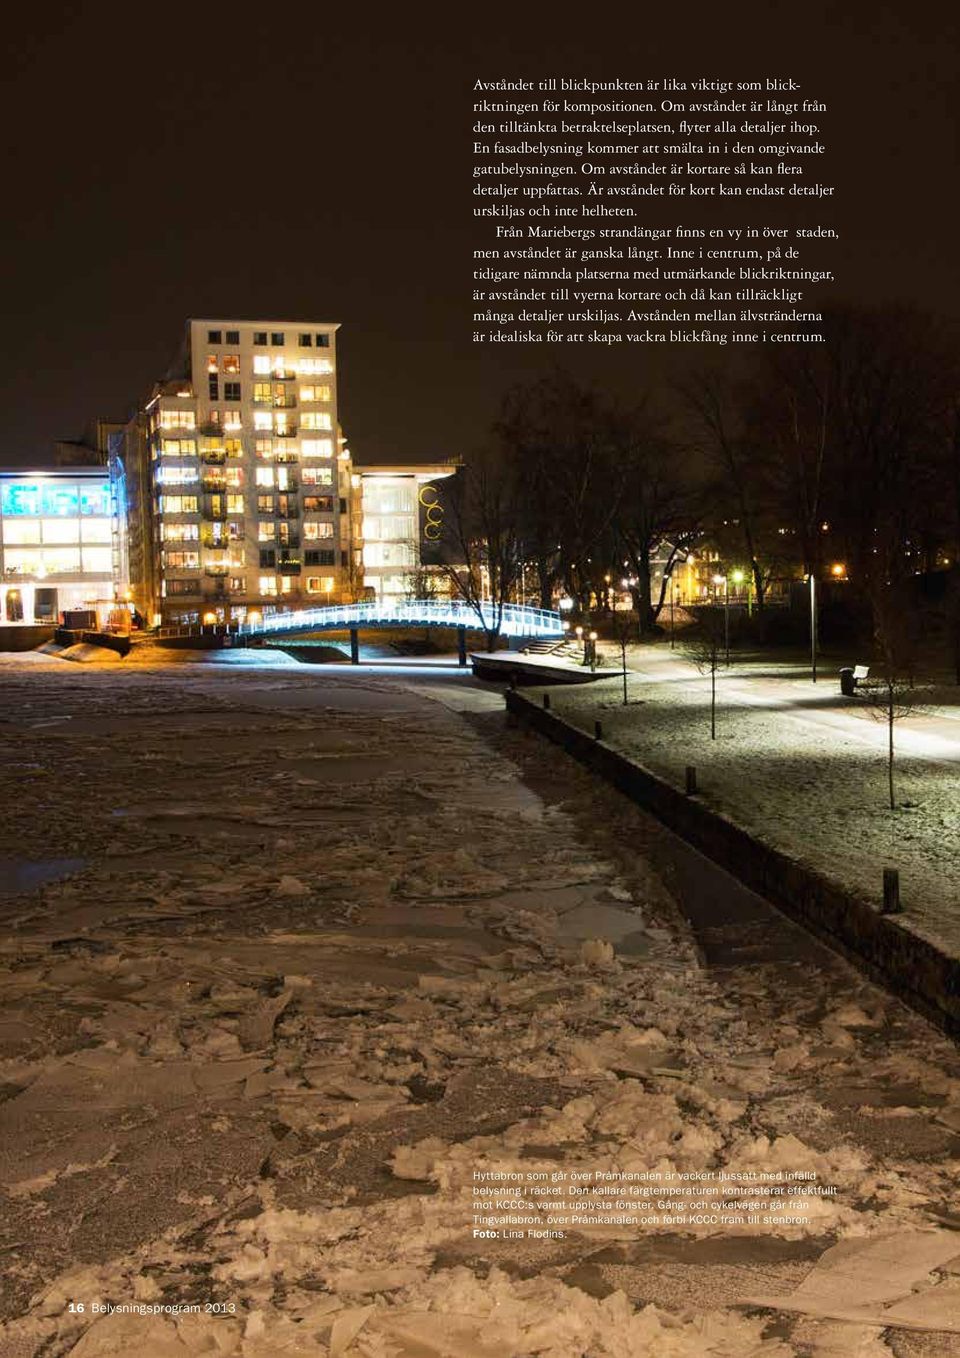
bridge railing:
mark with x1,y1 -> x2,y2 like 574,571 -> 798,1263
235,598 -> 564,639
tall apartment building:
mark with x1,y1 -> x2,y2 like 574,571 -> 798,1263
116,319 -> 355,626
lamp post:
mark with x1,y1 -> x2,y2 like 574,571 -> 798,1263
713,573 -> 729,664
589,630 -> 598,672
575,624 -> 585,665
809,571 -> 818,683
731,568 -> 749,617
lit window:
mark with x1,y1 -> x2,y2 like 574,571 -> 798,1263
223,410 -> 242,431
254,411 -> 273,430
223,355 -> 240,374
42,547 -> 84,573
304,520 -> 334,539
79,545 -> 111,574
226,494 -> 244,514
257,494 -> 274,513
159,495 -> 199,514
160,410 -> 197,430
164,550 -> 200,569
161,522 -> 199,542
255,439 -> 274,459
258,521 -> 276,541
255,467 -> 275,487
306,575 -> 335,593
80,519 -> 111,544
301,438 -> 334,458
1,519 -> 41,544
253,354 -> 271,374
279,576 -> 294,595
162,439 -> 197,456
207,355 -> 219,373
39,517 -> 79,544
80,484 -> 113,516
224,438 -> 242,458
301,466 -> 333,486
259,575 -> 278,595
297,358 -> 334,376
224,467 -> 244,488
156,465 -> 200,485
299,385 -> 331,403
301,412 -> 332,431
254,383 -> 273,404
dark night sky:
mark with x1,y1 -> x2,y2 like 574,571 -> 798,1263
0,1 -> 956,466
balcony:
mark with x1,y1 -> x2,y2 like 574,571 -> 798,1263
201,528 -> 244,548
278,534 -> 301,550
199,421 -> 221,436
201,499 -> 228,522
271,370 -> 296,382
277,558 -> 302,575
205,565 -> 230,578
275,451 -> 299,465
273,426 -> 298,438
201,448 -> 226,465
253,395 -> 297,409
202,474 -> 227,492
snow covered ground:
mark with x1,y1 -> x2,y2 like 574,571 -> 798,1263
547,645 -> 960,962
0,650 -> 958,1356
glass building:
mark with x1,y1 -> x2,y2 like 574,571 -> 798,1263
0,468 -> 117,624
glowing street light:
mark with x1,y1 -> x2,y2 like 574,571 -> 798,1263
831,562 -> 846,579
808,572 -> 818,683
713,574 -> 730,664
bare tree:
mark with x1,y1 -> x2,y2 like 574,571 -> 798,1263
683,607 -> 726,740
680,370 -> 782,615
439,451 -> 521,651
612,405 -> 701,635
497,372 -> 624,612
860,582 -> 926,810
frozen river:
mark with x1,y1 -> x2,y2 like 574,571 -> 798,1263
0,652 -> 958,1356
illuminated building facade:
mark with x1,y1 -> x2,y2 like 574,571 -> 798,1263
0,467 -> 117,624
357,465 -> 456,603
116,319 -> 354,626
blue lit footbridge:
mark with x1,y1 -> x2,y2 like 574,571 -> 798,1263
156,600 -> 566,665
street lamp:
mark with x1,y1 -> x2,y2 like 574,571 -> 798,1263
589,630 -> 598,672
808,572 -> 818,682
730,567 -> 751,618
575,624 -> 585,665
713,573 -> 729,664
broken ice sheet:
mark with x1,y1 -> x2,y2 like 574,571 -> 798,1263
744,1229 -> 960,1331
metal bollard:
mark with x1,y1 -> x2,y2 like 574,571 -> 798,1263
685,765 -> 698,796
594,720 -> 603,740
542,693 -> 550,710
